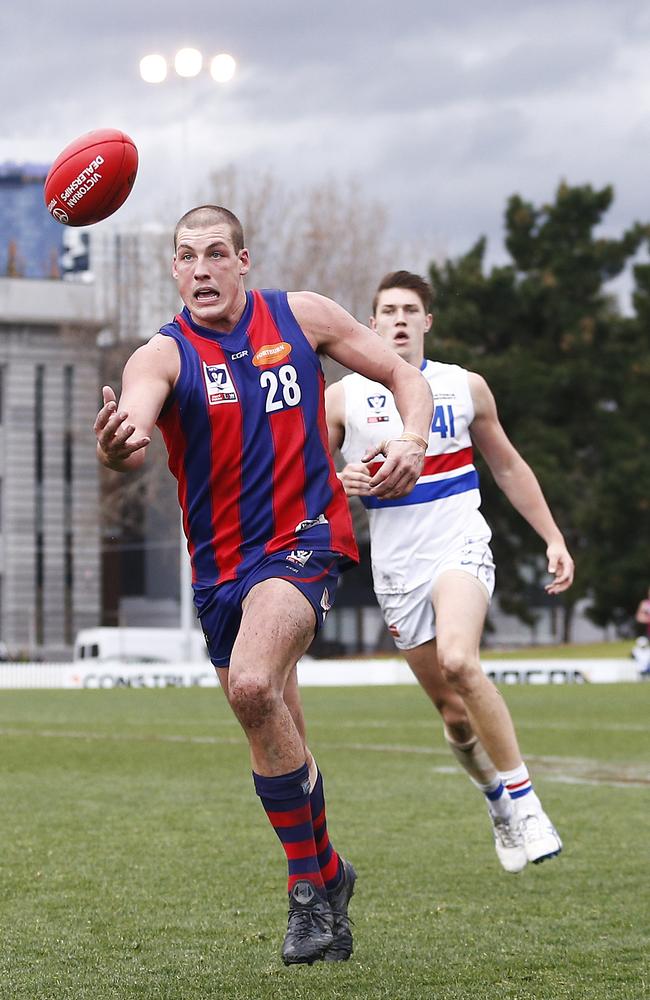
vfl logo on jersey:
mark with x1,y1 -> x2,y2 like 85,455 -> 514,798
367,393 -> 389,423
252,342 -> 292,367
203,362 -> 238,404
295,514 -> 329,533
286,549 -> 313,567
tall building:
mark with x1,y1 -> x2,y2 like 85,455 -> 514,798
0,277 -> 104,659
0,164 -> 65,279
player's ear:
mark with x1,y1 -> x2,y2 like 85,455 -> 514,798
239,248 -> 251,276
424,312 -> 433,333
369,315 -> 377,331
171,256 -> 179,280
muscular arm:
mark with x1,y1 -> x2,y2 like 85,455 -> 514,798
291,291 -> 433,498
94,334 -> 180,473
468,372 -> 574,594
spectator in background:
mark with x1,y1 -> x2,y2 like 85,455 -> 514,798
635,586 -> 650,638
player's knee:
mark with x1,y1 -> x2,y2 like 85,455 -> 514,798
228,674 -> 278,730
437,646 -> 480,696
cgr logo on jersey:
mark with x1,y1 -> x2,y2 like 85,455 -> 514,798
286,549 -> 313,568
366,393 -> 389,423
203,362 -> 238,404
252,342 -> 292,367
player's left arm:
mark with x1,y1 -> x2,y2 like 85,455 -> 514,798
468,372 -> 574,594
290,291 -> 433,499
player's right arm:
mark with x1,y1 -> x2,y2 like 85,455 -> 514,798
324,380 -> 372,498
94,334 -> 180,473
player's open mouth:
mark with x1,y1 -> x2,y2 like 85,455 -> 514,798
194,287 -> 220,301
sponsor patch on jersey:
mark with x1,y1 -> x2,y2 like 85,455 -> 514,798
203,362 -> 238,404
295,514 -> 329,533
252,341 -> 292,367
286,549 -> 313,567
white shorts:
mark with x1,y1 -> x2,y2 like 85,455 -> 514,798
376,537 -> 495,651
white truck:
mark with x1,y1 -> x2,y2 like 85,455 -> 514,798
73,627 -> 209,663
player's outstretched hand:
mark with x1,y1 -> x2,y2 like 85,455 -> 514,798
362,438 -> 425,500
545,541 -> 575,594
94,385 -> 151,469
338,462 -> 372,497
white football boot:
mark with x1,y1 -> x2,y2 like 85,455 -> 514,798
489,809 -> 528,873
515,802 -> 563,864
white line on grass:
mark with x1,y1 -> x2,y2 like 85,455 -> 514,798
1,726 -> 648,788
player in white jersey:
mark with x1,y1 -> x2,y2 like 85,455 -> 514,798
326,271 -> 575,873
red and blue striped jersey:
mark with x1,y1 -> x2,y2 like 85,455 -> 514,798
156,289 -> 358,589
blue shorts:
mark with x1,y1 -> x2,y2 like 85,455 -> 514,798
195,549 -> 342,668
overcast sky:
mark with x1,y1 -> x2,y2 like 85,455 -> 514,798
3,0 -> 650,271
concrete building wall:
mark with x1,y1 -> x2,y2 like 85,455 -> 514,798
0,278 -> 104,659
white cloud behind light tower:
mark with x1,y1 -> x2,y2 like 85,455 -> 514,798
138,46 -> 237,660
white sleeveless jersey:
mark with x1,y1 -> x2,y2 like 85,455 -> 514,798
341,360 -> 492,593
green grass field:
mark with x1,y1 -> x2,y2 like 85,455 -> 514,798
481,640 -> 636,659
1,684 -> 648,1000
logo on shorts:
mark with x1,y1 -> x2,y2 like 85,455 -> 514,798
252,342 -> 292,367
295,514 -> 328,533
388,624 -> 401,637
286,549 -> 312,567
367,393 -> 389,423
320,587 -> 331,615
203,362 -> 238,404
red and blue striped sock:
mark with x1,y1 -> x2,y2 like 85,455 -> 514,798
309,769 -> 341,891
253,763 -> 326,897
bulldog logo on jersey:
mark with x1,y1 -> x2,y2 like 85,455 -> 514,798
203,362 -> 238,404
367,394 -> 389,423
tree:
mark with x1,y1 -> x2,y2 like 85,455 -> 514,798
427,182 -> 649,641
203,166 -> 392,321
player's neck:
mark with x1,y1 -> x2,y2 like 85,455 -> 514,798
405,350 -> 425,369
188,288 -> 247,334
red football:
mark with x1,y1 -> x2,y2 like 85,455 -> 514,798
44,128 -> 138,227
